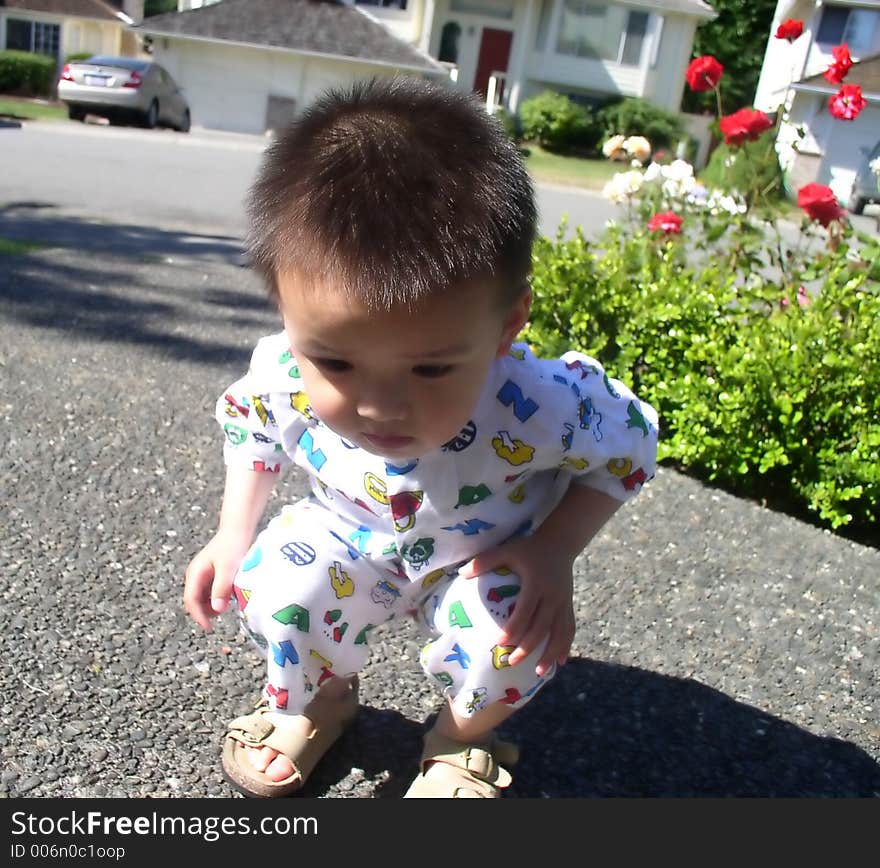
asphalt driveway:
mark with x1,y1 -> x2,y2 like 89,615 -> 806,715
0,213 -> 878,798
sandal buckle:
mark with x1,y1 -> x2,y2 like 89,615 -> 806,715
464,747 -> 494,779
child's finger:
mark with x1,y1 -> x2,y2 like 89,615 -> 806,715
507,606 -> 552,667
498,589 -> 537,645
459,546 -> 504,579
210,570 -> 235,613
537,630 -> 572,676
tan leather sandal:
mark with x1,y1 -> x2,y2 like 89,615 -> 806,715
221,677 -> 359,798
403,726 -> 519,798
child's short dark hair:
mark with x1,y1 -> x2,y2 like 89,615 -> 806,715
247,76 -> 536,310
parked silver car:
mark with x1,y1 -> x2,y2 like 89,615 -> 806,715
849,140 -> 880,215
58,56 -> 190,132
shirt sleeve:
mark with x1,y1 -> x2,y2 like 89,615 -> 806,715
214,333 -> 305,474
553,350 -> 659,501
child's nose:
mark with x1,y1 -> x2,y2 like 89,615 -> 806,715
356,386 -> 408,422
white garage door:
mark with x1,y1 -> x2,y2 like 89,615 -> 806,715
821,104 -> 880,207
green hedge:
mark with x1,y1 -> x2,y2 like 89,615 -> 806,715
527,221 -> 880,534
596,97 -> 686,151
518,90 -> 601,153
0,50 -> 56,97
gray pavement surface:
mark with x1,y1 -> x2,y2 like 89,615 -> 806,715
1,216 -> 878,799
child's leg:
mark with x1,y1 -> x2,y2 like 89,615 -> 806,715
227,499 -> 407,788
409,568 -> 555,796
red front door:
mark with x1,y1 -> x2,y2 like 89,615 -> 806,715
473,28 -> 513,100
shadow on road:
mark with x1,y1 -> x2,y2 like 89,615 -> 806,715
0,204 -> 277,367
0,201 -> 244,262
498,658 -> 880,797
245,656 -> 880,799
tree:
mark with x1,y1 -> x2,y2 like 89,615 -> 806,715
681,0 -> 778,115
144,0 -> 178,16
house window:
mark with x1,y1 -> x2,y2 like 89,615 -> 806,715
556,2 -> 648,65
816,4 -> 880,54
535,0 -> 552,50
620,10 -> 649,65
4,18 -> 60,58
356,0 -> 408,9
439,21 -> 462,64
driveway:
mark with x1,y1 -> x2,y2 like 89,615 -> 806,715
0,213 -> 877,798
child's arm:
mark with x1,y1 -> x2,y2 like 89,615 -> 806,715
460,483 -> 622,676
183,465 -> 278,631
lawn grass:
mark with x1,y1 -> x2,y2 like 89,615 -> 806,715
0,96 -> 67,121
522,144 -> 620,191
0,237 -> 50,256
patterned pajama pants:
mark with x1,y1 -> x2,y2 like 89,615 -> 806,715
232,499 -> 555,718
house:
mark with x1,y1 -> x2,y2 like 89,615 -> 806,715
754,0 -> 880,206
136,0 -> 714,135
0,1 -> 144,67
402,0 -> 716,116
134,0 -> 449,133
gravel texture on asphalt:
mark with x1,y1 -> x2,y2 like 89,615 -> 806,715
1,232 -> 878,799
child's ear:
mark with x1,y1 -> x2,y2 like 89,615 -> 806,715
495,287 -> 532,357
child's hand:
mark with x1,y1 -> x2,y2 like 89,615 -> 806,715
459,535 -> 576,678
183,531 -> 253,632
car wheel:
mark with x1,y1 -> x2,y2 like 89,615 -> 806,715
68,105 -> 85,122
143,100 -> 159,129
177,109 -> 191,133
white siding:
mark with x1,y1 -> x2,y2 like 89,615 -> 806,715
642,14 -> 695,113
152,38 -> 421,134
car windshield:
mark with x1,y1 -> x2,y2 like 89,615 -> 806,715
81,57 -> 150,72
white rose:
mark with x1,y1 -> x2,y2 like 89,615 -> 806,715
623,135 -> 652,163
602,170 -> 645,203
643,161 -> 662,183
602,134 -> 626,159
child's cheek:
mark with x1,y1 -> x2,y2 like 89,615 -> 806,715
306,380 -> 351,431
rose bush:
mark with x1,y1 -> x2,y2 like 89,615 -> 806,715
528,22 -> 880,537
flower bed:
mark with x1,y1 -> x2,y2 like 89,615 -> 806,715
528,25 -> 880,537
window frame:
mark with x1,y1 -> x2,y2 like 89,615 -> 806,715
552,2 -> 649,66
4,17 -> 60,59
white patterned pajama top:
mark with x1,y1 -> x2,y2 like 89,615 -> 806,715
218,333 -> 659,717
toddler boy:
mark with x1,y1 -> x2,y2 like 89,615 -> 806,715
184,77 -> 658,798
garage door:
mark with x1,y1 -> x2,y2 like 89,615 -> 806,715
821,104 -> 880,207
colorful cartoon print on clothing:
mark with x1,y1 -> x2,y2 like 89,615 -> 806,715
218,336 -> 659,718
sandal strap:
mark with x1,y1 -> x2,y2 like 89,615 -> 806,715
419,730 -> 517,791
226,680 -> 359,758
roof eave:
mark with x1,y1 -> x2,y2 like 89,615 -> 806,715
792,82 -> 880,103
624,0 -> 717,20
133,26 -> 448,76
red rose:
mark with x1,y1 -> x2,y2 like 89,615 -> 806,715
796,183 -> 844,227
648,211 -> 683,234
685,55 -> 724,92
718,108 -> 773,146
823,43 -> 853,84
829,84 -> 866,121
775,19 -> 803,41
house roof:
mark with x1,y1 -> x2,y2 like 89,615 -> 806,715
0,0 -> 124,21
626,0 -> 716,19
134,0 -> 446,74
796,54 -> 880,99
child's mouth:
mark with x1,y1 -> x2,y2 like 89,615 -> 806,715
362,433 -> 416,451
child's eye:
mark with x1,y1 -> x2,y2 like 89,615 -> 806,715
413,364 -> 454,378
314,358 -> 352,373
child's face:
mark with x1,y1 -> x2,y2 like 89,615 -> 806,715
277,273 -> 530,459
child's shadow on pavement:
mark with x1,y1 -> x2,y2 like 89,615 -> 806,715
502,658 -> 880,797
308,658 -> 880,797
